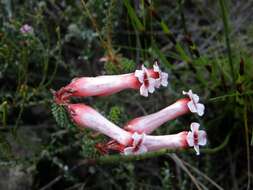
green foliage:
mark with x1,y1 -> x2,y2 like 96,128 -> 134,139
104,61 -> 118,74
121,57 -> 136,72
161,162 -> 172,189
123,0 -> 144,31
51,103 -> 75,129
80,131 -> 101,159
0,132 -> 13,160
51,103 -> 102,159
109,106 -> 122,124
104,57 -> 135,74
0,0 -> 253,189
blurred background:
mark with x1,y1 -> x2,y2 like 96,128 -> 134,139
0,0 -> 253,189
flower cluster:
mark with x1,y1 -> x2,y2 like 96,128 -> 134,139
54,60 -> 207,156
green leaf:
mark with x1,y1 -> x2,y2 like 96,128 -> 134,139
175,43 -> 191,63
109,106 -> 122,124
51,103 -> 75,129
149,42 -> 172,69
123,0 -> 145,31
160,21 -> 172,35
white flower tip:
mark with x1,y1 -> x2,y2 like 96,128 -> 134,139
132,132 -> 146,144
186,133 -> 194,147
136,62 -> 168,96
194,144 -> 200,155
123,132 -> 147,155
190,122 -> 200,131
198,130 -> 207,146
197,104 -> 205,116
148,78 -> 156,93
187,122 -> 207,156
99,56 -> 109,62
137,67 -> 156,97
182,89 -> 192,95
135,70 -> 144,83
153,62 -> 160,72
123,147 -> 134,155
161,72 -> 169,87
140,85 -> 149,97
141,64 -> 147,70
132,132 -> 142,142
183,89 -> 205,116
123,146 -> 147,155
194,145 -> 200,155
135,65 -> 148,83
153,62 -> 169,88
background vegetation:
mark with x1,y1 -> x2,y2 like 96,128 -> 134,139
0,0 -> 253,189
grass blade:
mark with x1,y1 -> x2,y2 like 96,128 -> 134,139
219,0 -> 235,85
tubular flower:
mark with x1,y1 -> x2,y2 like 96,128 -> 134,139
124,98 -> 190,134
186,122 -> 207,155
54,66 -> 168,103
122,125 -> 207,155
66,104 -> 207,156
135,65 -> 156,97
182,89 -> 205,116
66,103 -> 132,145
54,74 -> 140,104
53,60 -> 208,157
153,61 -> 168,88
122,131 -> 189,155
123,132 -> 147,155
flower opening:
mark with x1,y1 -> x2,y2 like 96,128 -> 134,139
182,89 -> 205,116
153,61 -> 168,88
135,65 -> 156,97
123,132 -> 147,155
186,122 -> 207,155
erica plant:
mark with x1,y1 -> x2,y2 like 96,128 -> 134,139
53,61 -> 207,157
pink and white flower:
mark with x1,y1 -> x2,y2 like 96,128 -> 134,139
123,125 -> 207,155
54,66 -> 165,103
123,132 -> 147,155
143,132 -> 188,152
66,104 -> 149,155
66,103 -> 132,145
186,122 -> 207,155
20,24 -> 34,35
54,73 -> 140,104
67,104 -> 207,156
182,89 -> 205,116
52,58 -> 208,157
124,98 -> 190,134
105,131 -> 188,155
135,65 -> 156,97
122,131 -> 189,155
153,61 -> 168,88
